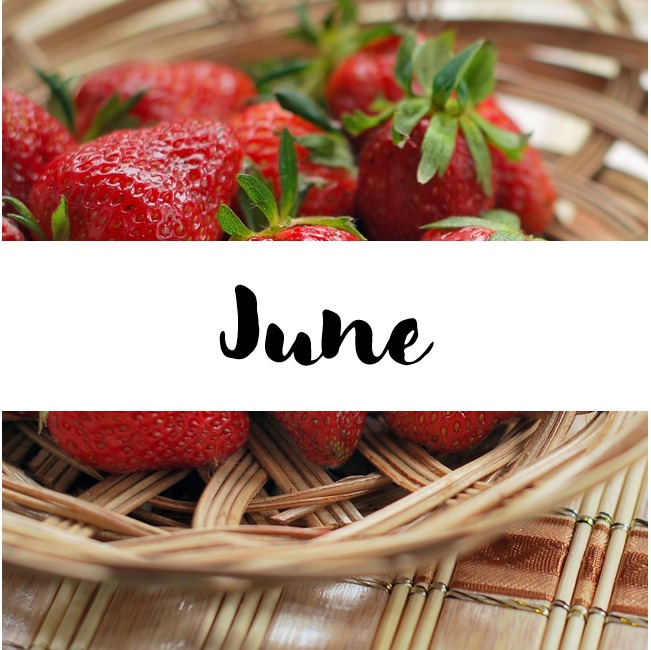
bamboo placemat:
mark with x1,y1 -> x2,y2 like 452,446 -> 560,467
3,464 -> 646,650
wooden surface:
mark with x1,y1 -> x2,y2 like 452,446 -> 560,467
3,472 -> 647,650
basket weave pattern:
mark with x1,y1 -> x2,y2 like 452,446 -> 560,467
2,412 -> 647,589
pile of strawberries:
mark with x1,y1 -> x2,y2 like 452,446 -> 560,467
33,411 -> 519,473
2,1 -> 554,241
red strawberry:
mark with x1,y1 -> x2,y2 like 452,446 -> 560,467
229,101 -> 357,217
46,411 -> 250,473
2,216 -> 26,241
382,411 -> 518,453
2,88 -> 77,208
219,128 -> 364,241
357,121 -> 497,241
477,97 -> 555,235
325,35 -> 406,122
421,210 -> 545,241
273,411 -> 367,467
74,61 -> 256,137
29,119 -> 241,240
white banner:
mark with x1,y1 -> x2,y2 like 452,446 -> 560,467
1,242 -> 648,410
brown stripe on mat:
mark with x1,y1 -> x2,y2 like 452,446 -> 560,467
572,521 -> 611,609
609,526 -> 648,619
450,514 -> 576,602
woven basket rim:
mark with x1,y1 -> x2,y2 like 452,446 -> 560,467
2,411 -> 647,589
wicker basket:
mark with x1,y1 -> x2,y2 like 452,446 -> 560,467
2,412 -> 648,590
1,0 -> 648,240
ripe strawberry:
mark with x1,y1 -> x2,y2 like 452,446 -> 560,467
382,411 -> 518,453
74,61 -> 256,137
325,35 -> 406,122
349,34 -> 529,240
249,225 -> 359,241
219,128 -> 364,241
358,121 -> 497,240
273,411 -> 367,467
2,88 -> 77,208
421,210 -> 545,241
229,101 -> 357,217
2,216 -> 26,241
477,97 -> 555,235
45,411 -> 250,473
28,119 -> 241,240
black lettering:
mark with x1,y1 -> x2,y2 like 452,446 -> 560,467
219,284 -> 259,359
385,318 -> 433,365
265,324 -> 323,365
321,310 -> 385,364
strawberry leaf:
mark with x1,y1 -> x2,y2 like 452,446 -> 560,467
2,196 -> 47,241
342,105 -> 395,136
279,128 -> 299,219
358,24 -> 401,48
237,174 -> 280,224
392,98 -> 431,146
293,2 -> 320,45
431,40 -> 485,110
394,31 -> 418,95
51,196 -> 70,241
218,205 -> 255,239
488,231 -> 528,241
459,115 -> 493,195
470,112 -> 529,159
33,68 -> 76,136
480,209 -> 521,230
335,0 -> 357,26
296,133 -> 356,170
412,31 -> 455,98
462,41 -> 498,106
417,113 -> 458,184
276,88 -> 337,132
81,90 -> 146,142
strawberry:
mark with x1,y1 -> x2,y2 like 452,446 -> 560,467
2,88 -> 77,208
229,100 -> 357,217
73,61 -> 256,137
421,210 -> 545,241
273,411 -> 367,467
476,97 -> 555,235
26,119 -> 241,240
325,35 -> 407,122
45,411 -> 250,473
2,216 -> 26,241
348,33 -> 529,240
219,128 -> 364,241
382,411 -> 518,453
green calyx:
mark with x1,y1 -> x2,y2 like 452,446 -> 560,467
342,32 -> 530,191
34,67 -> 146,141
2,195 -> 70,241
252,0 -> 399,99
422,210 -> 546,240
275,89 -> 356,173
218,129 -> 364,240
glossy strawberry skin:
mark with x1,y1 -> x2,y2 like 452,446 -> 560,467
476,97 -> 555,235
2,88 -> 77,208
273,411 -> 367,467
47,411 -> 250,473
382,411 -> 518,453
74,61 -> 256,136
2,217 -> 26,241
229,102 -> 357,217
30,119 -> 241,240
357,119 -> 496,241
325,36 -> 405,122
249,225 -> 361,241
421,226 -> 496,241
